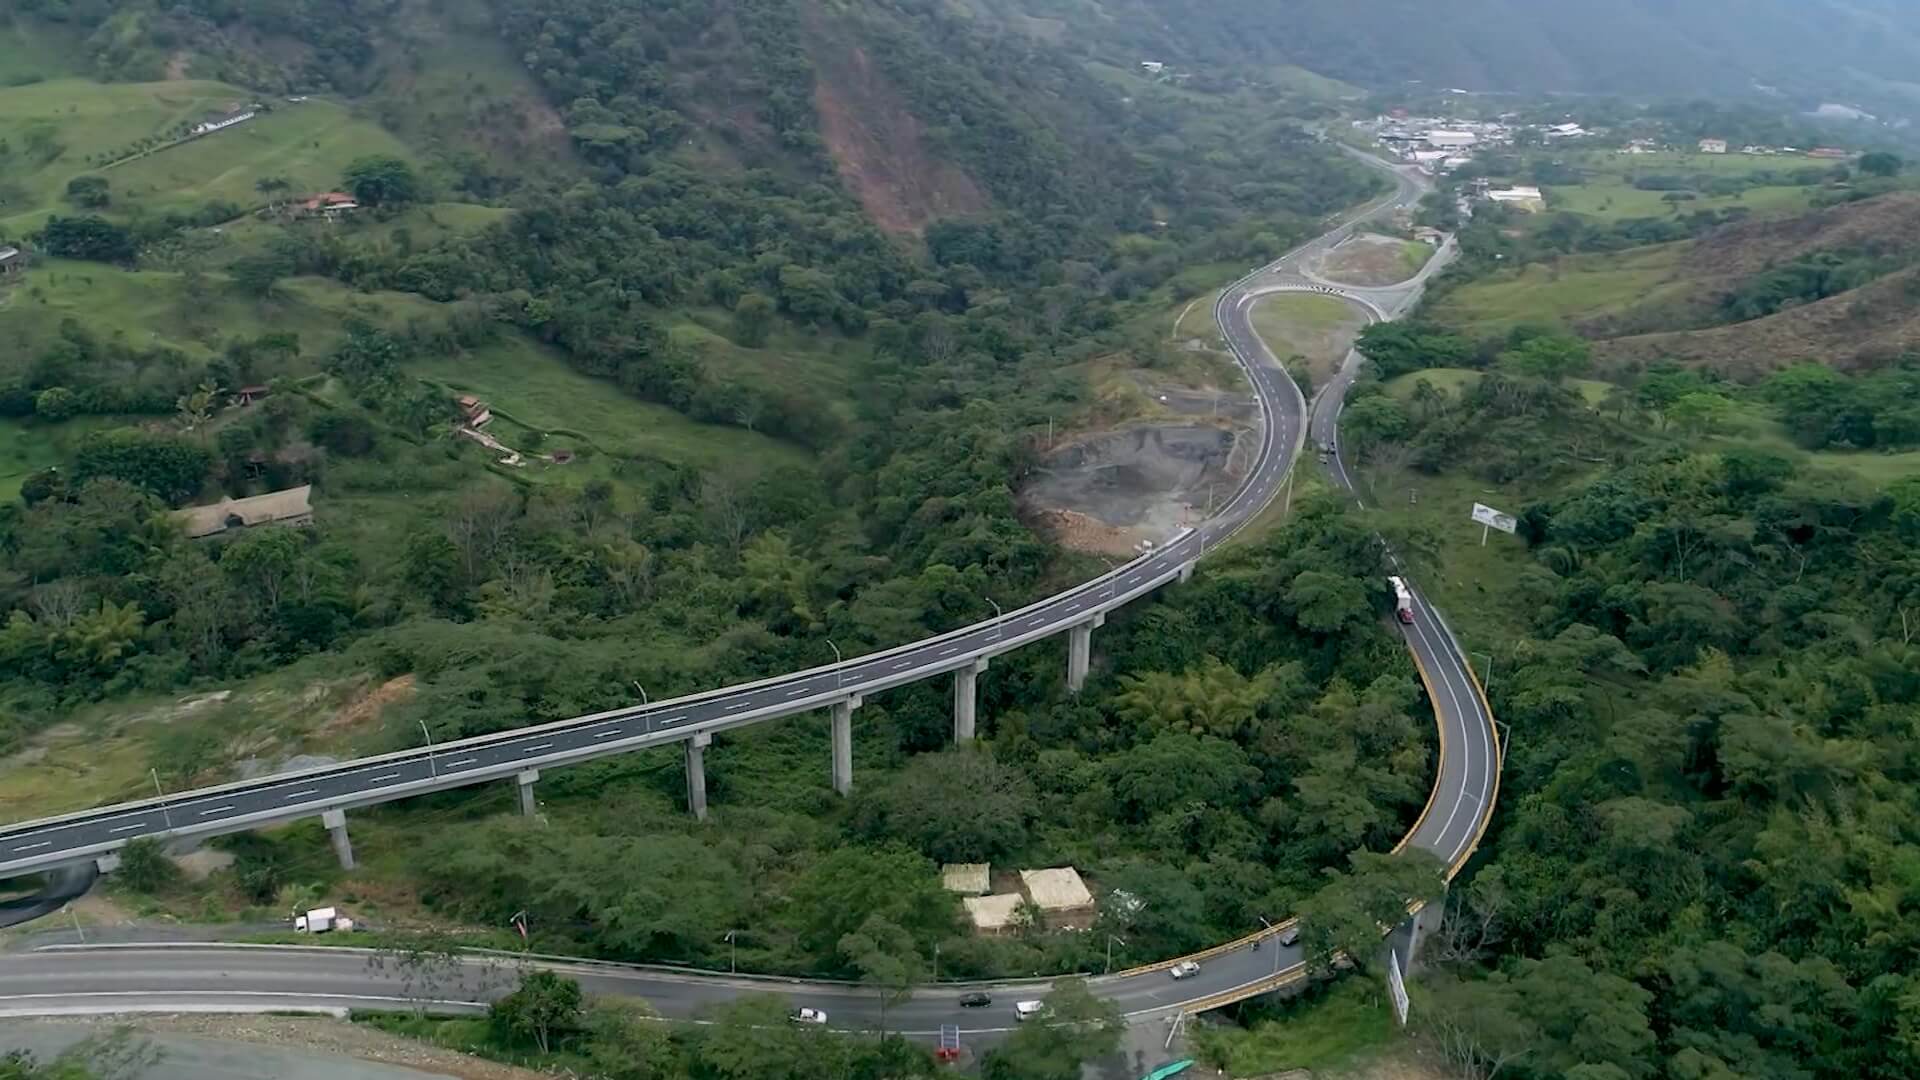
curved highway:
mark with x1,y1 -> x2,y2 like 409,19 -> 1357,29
0,153 -> 1497,1033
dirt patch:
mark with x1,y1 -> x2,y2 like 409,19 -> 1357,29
1024,508 -> 1148,558
10,1015 -> 547,1080
806,30 -> 989,233
1020,424 -> 1242,551
164,51 -> 191,80
1315,233 -> 1428,287
319,675 -> 417,740
172,849 -> 236,882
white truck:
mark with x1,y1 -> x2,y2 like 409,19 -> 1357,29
1389,576 -> 1415,625
293,906 -> 355,933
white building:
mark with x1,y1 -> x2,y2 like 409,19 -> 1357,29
1425,129 -> 1478,149
1140,61 -> 1165,75
1544,123 -> 1586,139
1487,185 -> 1546,212
192,109 -> 257,137
1699,138 -> 1729,154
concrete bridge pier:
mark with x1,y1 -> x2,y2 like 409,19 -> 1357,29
514,769 -> 540,817
1066,613 -> 1105,693
1180,561 -> 1196,584
322,808 -> 354,870
953,658 -> 988,742
685,732 -> 712,821
830,696 -> 861,796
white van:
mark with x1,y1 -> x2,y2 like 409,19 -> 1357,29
1014,1000 -> 1045,1022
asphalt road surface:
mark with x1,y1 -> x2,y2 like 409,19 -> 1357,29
0,151 -> 1497,1036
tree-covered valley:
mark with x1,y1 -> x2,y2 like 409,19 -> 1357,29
7,2 -> 1920,1080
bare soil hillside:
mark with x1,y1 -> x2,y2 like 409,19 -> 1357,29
804,14 -> 989,234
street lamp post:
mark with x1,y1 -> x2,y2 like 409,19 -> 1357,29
418,720 -> 438,778
149,768 -> 174,831
827,639 -> 843,691
724,930 -> 738,974
1105,935 -> 1126,974
986,597 -> 1003,642
933,942 -> 941,983
632,680 -> 649,705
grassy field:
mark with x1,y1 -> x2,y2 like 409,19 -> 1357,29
1538,149 -> 1831,223
0,80 -> 414,231
408,339 -> 813,474
1384,367 -> 1614,408
1251,293 -> 1371,388
203,201 -> 512,271
0,415 -> 121,501
1426,242 -> 1690,336
4,258 -> 448,367
667,318 -> 861,412
107,99 -> 415,215
1545,180 -> 1817,221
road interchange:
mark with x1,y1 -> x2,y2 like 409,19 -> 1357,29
0,154 -> 1498,1034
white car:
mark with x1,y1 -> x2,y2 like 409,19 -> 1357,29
1169,960 -> 1202,980
790,1007 -> 827,1025
1014,1000 -> 1046,1021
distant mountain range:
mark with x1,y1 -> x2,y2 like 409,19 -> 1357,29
968,0 -> 1920,117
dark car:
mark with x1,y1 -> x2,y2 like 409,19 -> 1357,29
959,992 -> 992,1008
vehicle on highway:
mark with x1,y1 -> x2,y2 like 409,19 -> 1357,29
1014,1000 -> 1046,1021
959,992 -> 992,1008
1279,926 -> 1301,947
1389,575 -> 1415,624
790,1007 -> 827,1025
1169,960 -> 1202,980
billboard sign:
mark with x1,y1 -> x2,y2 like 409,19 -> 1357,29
1387,951 -> 1411,1027
1471,502 -> 1517,535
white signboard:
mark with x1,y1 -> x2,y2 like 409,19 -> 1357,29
1387,951 -> 1411,1027
1471,502 -> 1517,535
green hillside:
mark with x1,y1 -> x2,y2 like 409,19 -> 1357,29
0,79 -> 415,231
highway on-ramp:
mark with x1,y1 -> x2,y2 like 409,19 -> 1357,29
0,153 -> 1498,1036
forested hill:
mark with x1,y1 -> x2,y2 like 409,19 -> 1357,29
963,0 -> 1920,116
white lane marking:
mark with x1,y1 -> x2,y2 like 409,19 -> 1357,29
1409,611 -> 1475,856
938,646 -> 959,657
893,660 -> 912,670
197,805 -> 235,817
370,772 -> 401,783
593,729 -> 623,739
283,789 -> 318,801
109,823 -> 147,834
524,742 -> 553,753
724,701 -> 751,711
1026,616 -> 1046,626
660,715 -> 688,725
11,841 -> 51,852
787,688 -> 809,698
446,757 -> 477,768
